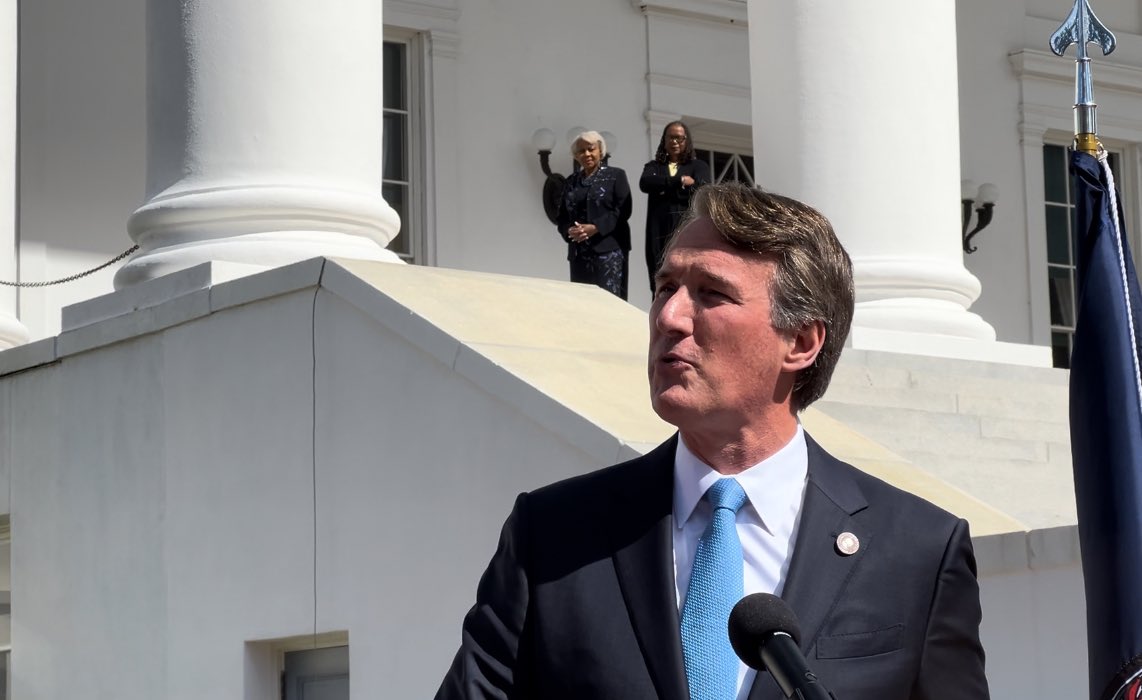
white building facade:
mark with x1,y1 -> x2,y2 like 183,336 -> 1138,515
13,0 -> 1141,356
0,0 -> 1133,697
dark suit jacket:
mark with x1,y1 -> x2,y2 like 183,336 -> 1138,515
436,434 -> 990,700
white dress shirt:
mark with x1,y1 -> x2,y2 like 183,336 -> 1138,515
672,425 -> 809,700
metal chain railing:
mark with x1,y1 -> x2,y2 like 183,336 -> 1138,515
0,245 -> 138,288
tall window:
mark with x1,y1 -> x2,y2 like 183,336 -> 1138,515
383,39 -> 422,263
694,147 -> 754,185
1043,144 -> 1119,368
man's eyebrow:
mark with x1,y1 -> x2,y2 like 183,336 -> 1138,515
699,268 -> 737,289
654,264 -> 739,291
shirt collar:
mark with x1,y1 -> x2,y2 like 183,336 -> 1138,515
672,425 -> 808,533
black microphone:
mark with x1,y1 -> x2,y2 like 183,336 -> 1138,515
728,593 -> 834,700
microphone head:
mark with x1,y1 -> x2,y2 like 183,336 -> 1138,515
728,593 -> 802,671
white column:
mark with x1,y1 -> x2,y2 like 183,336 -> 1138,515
747,1 -> 996,351
0,1 -> 28,348
115,0 -> 401,288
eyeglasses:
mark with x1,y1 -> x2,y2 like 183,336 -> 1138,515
666,135 -> 687,143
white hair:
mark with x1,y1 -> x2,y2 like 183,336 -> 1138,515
570,130 -> 607,159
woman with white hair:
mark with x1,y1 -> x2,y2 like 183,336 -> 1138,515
556,130 -> 632,300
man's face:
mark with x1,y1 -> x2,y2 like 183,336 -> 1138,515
648,216 -> 796,432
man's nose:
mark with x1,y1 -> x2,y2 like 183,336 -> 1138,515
654,289 -> 694,336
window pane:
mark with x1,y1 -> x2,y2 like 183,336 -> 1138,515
697,150 -> 713,174
1051,331 -> 1071,369
383,112 -> 407,181
383,42 -> 406,110
1043,144 -> 1068,203
713,151 -> 732,182
735,155 -> 753,183
1045,204 -> 1071,265
383,182 -> 409,257
1048,266 -> 1074,327
735,162 -> 753,185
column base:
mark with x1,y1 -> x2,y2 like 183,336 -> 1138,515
114,231 -> 404,289
853,298 -> 996,341
0,313 -> 29,349
850,255 -> 998,343
117,183 -> 404,288
847,322 -> 1052,367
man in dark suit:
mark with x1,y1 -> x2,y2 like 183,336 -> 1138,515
437,183 -> 989,700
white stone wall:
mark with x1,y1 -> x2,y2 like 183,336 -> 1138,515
3,283 -> 614,698
980,564 -> 1087,699
0,258 -> 1094,697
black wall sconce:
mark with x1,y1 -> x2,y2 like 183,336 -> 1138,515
532,127 -> 615,225
962,180 -> 999,254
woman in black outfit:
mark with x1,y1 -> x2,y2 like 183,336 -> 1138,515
556,130 -> 632,300
639,121 -> 711,291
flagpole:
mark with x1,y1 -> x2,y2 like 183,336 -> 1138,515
1049,0 -> 1116,154
1051,4 -> 1142,699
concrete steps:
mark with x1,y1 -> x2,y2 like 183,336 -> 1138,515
814,348 -> 1075,530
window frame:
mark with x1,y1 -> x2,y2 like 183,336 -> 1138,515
382,34 -> 426,264
1037,138 -> 1138,367
1012,48 -> 1142,349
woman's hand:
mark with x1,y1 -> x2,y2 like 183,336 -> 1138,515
570,222 -> 598,243
681,175 -> 695,188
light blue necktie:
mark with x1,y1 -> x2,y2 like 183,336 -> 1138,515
681,478 -> 748,700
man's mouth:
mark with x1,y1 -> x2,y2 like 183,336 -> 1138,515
659,352 -> 693,368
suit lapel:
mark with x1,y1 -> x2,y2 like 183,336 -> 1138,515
611,437 -> 690,700
747,436 -> 870,700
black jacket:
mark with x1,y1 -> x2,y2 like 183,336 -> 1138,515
556,165 -> 632,258
640,158 -> 712,282
436,434 -> 989,700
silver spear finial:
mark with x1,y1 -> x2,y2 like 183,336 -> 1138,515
1050,0 -> 1116,154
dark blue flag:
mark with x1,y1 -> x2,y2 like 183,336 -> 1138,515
1070,149 -> 1142,700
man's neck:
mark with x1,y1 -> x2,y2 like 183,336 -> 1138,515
679,413 -> 799,475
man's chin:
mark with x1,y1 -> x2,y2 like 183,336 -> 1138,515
650,392 -> 697,427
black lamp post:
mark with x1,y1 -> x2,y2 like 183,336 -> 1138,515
532,128 -> 565,225
961,180 -> 999,254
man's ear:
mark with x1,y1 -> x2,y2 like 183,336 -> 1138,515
783,320 -> 825,372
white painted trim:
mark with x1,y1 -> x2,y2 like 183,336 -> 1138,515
1010,49 -> 1142,95
1011,53 -> 1142,141
631,0 -> 747,26
428,28 -> 460,60
644,110 -> 681,158
647,72 -> 749,99
1019,122 -> 1051,347
385,0 -> 460,28
690,131 -> 752,154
